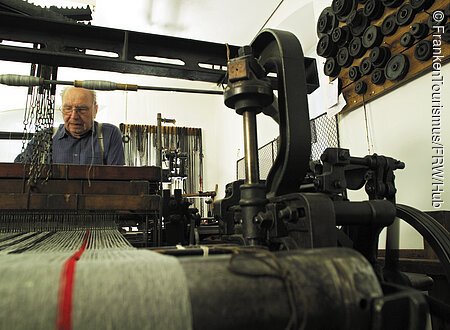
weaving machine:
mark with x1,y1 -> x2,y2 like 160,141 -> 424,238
0,163 -> 161,244
0,3 -> 449,330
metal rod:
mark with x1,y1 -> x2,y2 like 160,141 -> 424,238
139,86 -> 223,95
156,113 -> 162,169
156,113 -> 163,248
242,111 -> 260,184
0,74 -> 223,95
384,218 -> 400,270
0,131 -> 33,140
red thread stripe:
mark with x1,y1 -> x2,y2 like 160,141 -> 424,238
57,230 -> 90,330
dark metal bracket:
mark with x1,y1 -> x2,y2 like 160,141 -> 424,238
0,11 -> 319,91
0,11 -> 237,83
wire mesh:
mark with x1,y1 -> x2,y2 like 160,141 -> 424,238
237,113 -> 339,180
310,113 -> 339,161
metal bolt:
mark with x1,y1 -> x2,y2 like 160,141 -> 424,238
238,45 -> 253,57
313,178 -> 322,188
334,180 -> 343,189
338,149 -> 349,160
364,171 -> 374,180
278,207 -> 299,223
253,215 -> 262,224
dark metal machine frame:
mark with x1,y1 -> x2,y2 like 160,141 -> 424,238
0,11 -> 319,91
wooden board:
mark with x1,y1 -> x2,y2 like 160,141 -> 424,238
332,0 -> 450,112
0,193 -> 160,211
0,179 -> 154,195
0,163 -> 160,181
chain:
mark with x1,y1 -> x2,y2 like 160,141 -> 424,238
43,89 -> 55,181
23,86 -> 55,186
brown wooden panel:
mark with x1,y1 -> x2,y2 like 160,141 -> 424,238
330,0 -> 450,112
82,180 -> 150,195
0,178 -> 152,196
80,195 -> 160,211
38,194 -> 78,209
0,193 -> 160,211
0,193 -> 79,210
28,180 -> 83,194
343,36 -> 450,111
64,165 -> 160,181
0,179 -> 28,193
0,163 -> 29,179
0,163 -> 160,181
0,193 -> 28,208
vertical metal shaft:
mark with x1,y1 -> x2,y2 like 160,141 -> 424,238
156,113 -> 163,248
242,111 -> 259,184
240,109 -> 266,246
384,193 -> 399,271
156,113 -> 162,169
385,218 -> 400,270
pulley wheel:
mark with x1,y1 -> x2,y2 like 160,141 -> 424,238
410,23 -> 429,39
362,25 -> 383,48
443,23 -> 450,43
414,40 -> 433,61
396,204 -> 450,281
381,14 -> 398,36
410,0 -> 434,12
360,57 -> 374,76
332,26 -> 351,47
396,4 -> 415,26
337,47 -> 354,67
382,0 -> 404,8
445,4 -> 450,18
428,10 -> 448,30
355,80 -> 368,95
332,0 -> 357,21
347,9 -> 370,36
370,46 -> 391,68
363,0 -> 385,21
400,32 -> 415,47
349,37 -> 367,58
317,35 -> 338,58
349,66 -> 361,81
324,57 -> 341,77
317,7 -> 339,37
385,54 -> 409,81
371,68 -> 386,85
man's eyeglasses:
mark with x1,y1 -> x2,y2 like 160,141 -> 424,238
61,106 -> 90,115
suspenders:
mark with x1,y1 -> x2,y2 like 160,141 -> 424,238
53,123 -> 105,164
97,123 -> 105,164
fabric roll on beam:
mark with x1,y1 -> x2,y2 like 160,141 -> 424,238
0,214 -> 384,330
0,229 -> 193,330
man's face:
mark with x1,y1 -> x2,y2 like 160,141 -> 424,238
62,87 -> 98,138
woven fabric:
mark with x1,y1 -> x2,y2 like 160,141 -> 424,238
0,229 -> 192,330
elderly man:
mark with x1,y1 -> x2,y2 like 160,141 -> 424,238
15,87 -> 125,165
